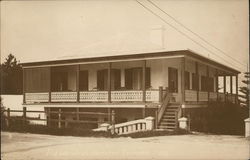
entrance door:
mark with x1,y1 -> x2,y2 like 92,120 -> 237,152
168,67 -> 178,93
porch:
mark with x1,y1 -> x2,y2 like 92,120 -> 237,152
22,51 -> 240,106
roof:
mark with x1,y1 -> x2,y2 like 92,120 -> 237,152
21,50 -> 240,74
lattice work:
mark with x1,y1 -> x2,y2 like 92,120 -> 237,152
185,90 -> 197,101
80,91 -> 108,102
146,90 -> 159,102
199,91 -> 208,101
111,91 -> 143,102
51,92 -> 77,102
25,93 -> 49,103
209,92 -> 218,101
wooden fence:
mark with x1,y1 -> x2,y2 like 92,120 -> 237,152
2,107 -> 116,133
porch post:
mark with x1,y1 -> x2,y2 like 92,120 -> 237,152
48,67 -> 51,103
195,62 -> 199,102
142,60 -> 146,102
206,66 -> 209,101
181,57 -> 185,104
215,69 -> 219,101
108,62 -> 112,103
223,75 -> 226,102
230,75 -> 233,94
236,74 -> 238,104
23,69 -> 26,104
76,64 -> 80,103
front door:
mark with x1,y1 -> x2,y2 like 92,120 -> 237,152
168,67 -> 178,93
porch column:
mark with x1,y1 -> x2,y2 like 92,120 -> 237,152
215,69 -> 219,101
181,57 -> 185,104
76,64 -> 80,103
49,67 -> 51,103
230,75 -> 233,94
195,62 -> 199,102
108,62 -> 112,103
215,70 -> 218,92
142,60 -> 146,102
223,75 -> 226,102
206,66 -> 209,101
23,69 -> 26,104
236,74 -> 238,103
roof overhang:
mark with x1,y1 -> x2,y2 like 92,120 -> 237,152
21,50 -> 240,74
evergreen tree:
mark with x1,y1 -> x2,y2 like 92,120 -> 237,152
0,54 -> 23,94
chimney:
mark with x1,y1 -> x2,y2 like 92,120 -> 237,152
150,25 -> 165,49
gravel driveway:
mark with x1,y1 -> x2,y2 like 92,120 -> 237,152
1,131 -> 249,160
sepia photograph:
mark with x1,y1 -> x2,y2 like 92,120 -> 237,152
0,0 -> 249,159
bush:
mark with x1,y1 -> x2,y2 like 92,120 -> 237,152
186,102 -> 248,135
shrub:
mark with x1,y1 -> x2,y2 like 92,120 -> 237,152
186,102 -> 248,135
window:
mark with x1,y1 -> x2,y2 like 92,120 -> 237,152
124,67 -> 151,90
200,76 -> 214,92
51,71 -> 68,91
25,67 -> 50,92
79,70 -> 88,91
97,69 -> 121,91
201,76 -> 207,91
184,71 -> 190,90
207,77 -> 214,92
192,73 -> 199,90
168,67 -> 178,93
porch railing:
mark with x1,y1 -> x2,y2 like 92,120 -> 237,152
209,92 -> 217,101
111,91 -> 143,102
80,91 -> 108,102
185,90 -> 197,101
25,93 -> 49,103
51,92 -> 77,102
25,90 -> 161,103
199,91 -> 208,101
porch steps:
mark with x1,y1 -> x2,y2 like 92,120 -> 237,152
158,104 -> 180,131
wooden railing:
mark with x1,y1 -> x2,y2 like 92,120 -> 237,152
51,92 -> 77,102
2,107 -> 110,128
25,90 -> 161,103
25,92 -> 49,103
157,90 -> 171,124
111,91 -> 143,102
199,91 -> 208,101
209,92 -> 217,101
80,91 -> 108,102
185,90 -> 197,101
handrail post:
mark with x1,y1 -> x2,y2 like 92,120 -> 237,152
6,108 -> 10,128
23,107 -> 27,127
155,109 -> 158,129
58,108 -> 61,129
111,110 -> 115,135
47,108 -> 51,127
159,86 -> 163,103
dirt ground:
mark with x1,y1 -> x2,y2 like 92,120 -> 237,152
1,131 -> 249,160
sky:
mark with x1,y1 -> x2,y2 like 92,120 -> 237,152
1,0 -> 249,76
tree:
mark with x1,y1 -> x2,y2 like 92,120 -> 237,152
0,54 -> 23,94
239,72 -> 250,108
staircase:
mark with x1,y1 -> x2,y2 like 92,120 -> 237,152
158,104 -> 180,131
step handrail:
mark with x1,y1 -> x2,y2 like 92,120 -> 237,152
157,90 -> 171,124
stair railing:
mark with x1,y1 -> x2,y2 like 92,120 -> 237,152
157,88 -> 171,125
